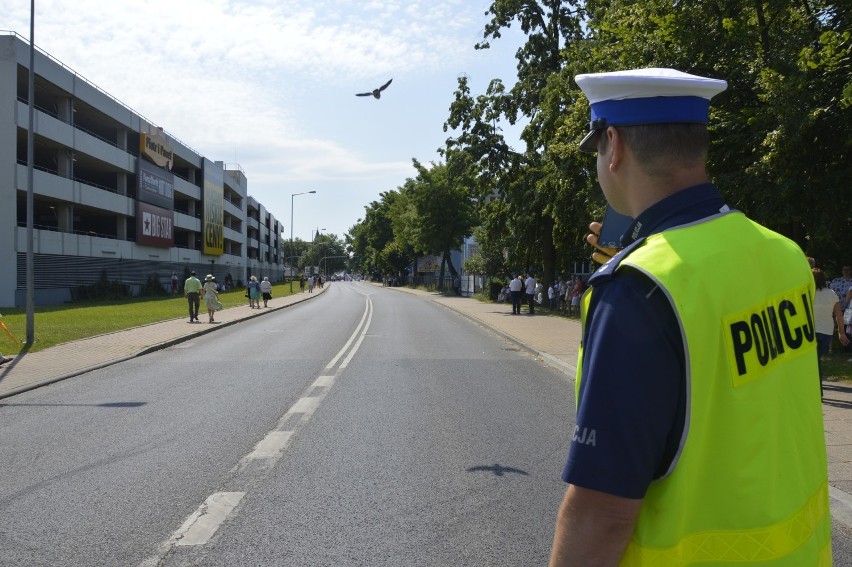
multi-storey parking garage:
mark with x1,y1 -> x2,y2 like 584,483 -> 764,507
0,32 -> 286,307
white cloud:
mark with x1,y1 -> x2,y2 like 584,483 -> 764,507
0,0 -> 520,237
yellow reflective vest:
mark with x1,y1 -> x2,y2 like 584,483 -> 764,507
577,211 -> 831,566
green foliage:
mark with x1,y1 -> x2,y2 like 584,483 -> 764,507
446,0 -> 852,275
299,233 -> 348,275
142,274 -> 169,297
348,159 -> 476,280
349,1 -> 850,277
70,269 -> 131,301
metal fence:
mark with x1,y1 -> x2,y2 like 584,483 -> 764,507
404,274 -> 490,297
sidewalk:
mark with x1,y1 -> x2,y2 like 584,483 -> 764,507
1,282 -> 850,526
0,285 -> 328,399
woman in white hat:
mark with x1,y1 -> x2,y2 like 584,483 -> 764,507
203,275 -> 222,323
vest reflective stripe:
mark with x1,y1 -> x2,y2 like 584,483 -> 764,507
620,482 -> 830,566
576,212 -> 831,565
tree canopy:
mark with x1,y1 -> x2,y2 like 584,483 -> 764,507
349,0 -> 851,282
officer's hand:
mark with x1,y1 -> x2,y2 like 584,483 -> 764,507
586,221 -> 619,265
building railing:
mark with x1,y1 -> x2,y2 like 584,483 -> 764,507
3,30 -> 201,156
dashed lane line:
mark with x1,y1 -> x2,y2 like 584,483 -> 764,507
146,295 -> 374,564
171,491 -> 246,547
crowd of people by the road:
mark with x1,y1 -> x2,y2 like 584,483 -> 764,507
499,273 -> 585,316
179,271 -> 334,324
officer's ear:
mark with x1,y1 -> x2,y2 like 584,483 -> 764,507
604,127 -> 626,172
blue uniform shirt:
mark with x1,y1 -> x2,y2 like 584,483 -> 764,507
562,183 -> 729,499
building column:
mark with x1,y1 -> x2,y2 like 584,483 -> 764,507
57,204 -> 73,233
57,96 -> 74,125
116,172 -> 127,196
117,215 -> 127,240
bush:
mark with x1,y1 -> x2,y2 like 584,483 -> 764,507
70,270 -> 130,301
141,274 -> 168,297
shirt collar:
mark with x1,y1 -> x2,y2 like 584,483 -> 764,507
621,183 -> 727,246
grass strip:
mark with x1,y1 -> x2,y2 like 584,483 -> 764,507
0,283 -> 299,354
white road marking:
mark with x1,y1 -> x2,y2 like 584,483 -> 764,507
154,293 -> 376,557
340,303 -> 374,369
325,298 -> 371,370
290,396 -> 321,414
172,491 -> 245,546
243,430 -> 294,460
313,375 -> 335,388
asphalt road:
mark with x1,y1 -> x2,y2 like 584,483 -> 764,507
1,281 -> 849,565
0,282 -> 571,566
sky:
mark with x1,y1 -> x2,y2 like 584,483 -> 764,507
1,0 -> 526,242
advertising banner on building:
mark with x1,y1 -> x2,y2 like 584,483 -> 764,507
136,201 -> 174,248
137,158 -> 174,210
417,255 -> 441,273
139,126 -> 173,170
202,159 -> 224,256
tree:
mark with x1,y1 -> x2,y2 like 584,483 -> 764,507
577,0 -> 852,268
348,191 -> 414,278
445,0 -> 588,286
401,160 -> 476,287
301,233 -> 347,276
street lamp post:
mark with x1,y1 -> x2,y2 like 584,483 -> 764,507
290,191 -> 316,292
25,0 -> 35,345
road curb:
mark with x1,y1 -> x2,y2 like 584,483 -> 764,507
431,301 -> 576,378
0,287 -> 327,401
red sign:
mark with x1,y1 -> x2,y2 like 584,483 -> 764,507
137,201 -> 174,248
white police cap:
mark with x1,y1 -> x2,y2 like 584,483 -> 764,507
575,68 -> 727,153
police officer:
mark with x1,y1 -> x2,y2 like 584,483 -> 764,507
549,69 -> 830,565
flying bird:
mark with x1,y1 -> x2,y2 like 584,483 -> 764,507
356,78 -> 393,99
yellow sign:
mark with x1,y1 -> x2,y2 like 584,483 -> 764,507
140,127 -> 173,169
202,160 -> 224,255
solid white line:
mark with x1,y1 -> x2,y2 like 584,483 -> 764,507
173,491 -> 245,546
340,301 -> 373,369
325,298 -> 370,370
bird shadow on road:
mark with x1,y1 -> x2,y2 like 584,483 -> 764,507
466,463 -> 530,477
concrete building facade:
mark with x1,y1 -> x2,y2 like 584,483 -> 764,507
1,32 -> 286,307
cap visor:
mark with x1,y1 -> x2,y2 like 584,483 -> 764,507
579,130 -> 599,153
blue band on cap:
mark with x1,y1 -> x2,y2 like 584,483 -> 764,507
590,96 -> 710,126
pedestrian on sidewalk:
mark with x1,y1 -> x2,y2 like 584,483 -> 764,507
260,276 -> 272,307
247,276 -> 261,308
183,271 -> 202,323
550,68 -> 830,566
203,275 -> 222,323
524,273 -> 536,315
509,275 -> 523,314
813,268 -> 849,395
568,275 -> 584,316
